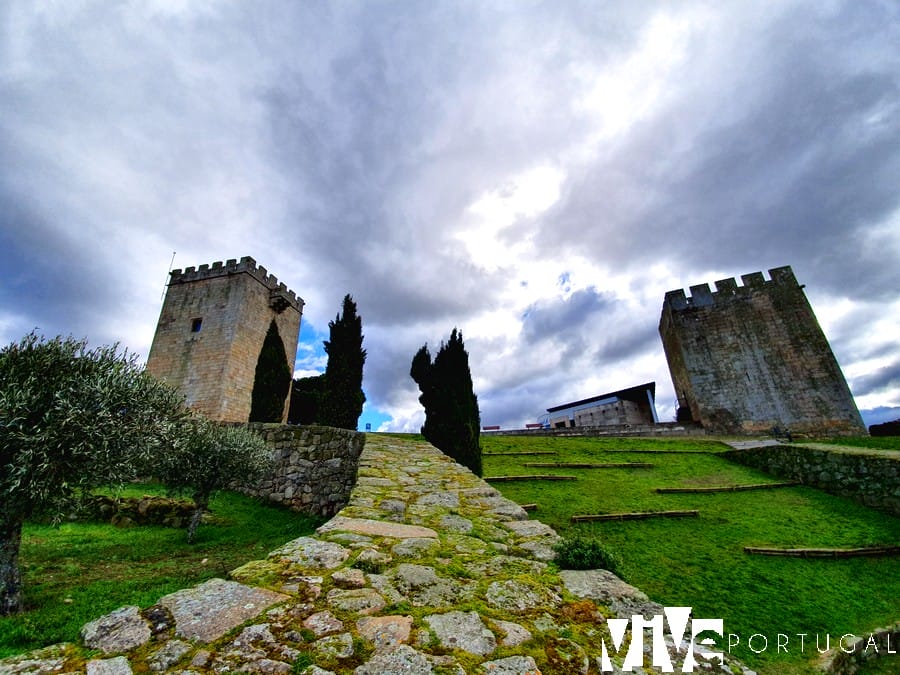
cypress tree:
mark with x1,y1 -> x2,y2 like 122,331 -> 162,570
249,320 -> 292,422
288,374 -> 326,424
410,328 -> 482,476
319,295 -> 367,430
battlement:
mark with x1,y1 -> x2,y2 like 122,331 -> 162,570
663,266 -> 798,310
170,256 -> 304,313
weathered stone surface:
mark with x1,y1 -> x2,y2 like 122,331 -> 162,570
477,655 -> 541,674
318,516 -> 438,539
416,491 -> 459,508
191,649 -> 211,667
81,606 -> 151,654
159,578 -> 288,643
237,658 -> 292,673
352,548 -> 392,573
468,555 -> 546,578
354,645 -> 433,674
314,632 -> 355,659
485,579 -> 561,612
516,540 -> 559,561
0,653 -> 67,674
389,563 -> 472,607
233,623 -> 278,646
331,567 -> 367,588
379,498 -> 407,517
86,656 -> 133,675
474,496 -> 529,520
492,619 -> 532,647
303,610 -> 344,637
504,520 -> 558,539
147,639 -> 191,671
356,615 -> 414,650
439,514 -> 473,533
304,667 -> 336,675
559,569 -> 648,604
391,537 -> 440,558
325,587 -> 386,615
268,537 -> 350,569
367,573 -> 406,605
424,611 -> 496,656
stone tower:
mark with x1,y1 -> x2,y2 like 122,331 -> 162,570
658,266 -> 864,436
146,256 -> 304,423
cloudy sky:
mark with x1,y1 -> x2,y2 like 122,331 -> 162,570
2,0 -> 898,432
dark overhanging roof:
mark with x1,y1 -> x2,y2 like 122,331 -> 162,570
546,382 -> 656,413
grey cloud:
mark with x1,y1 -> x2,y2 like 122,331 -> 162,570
850,361 -> 900,398
521,287 -> 614,344
544,2 -> 900,299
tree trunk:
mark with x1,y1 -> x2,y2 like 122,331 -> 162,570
1,515 -> 24,616
186,495 -> 208,544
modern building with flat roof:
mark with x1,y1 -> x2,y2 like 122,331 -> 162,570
544,382 -> 658,429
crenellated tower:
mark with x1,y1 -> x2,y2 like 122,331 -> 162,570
659,266 -> 864,436
146,256 -> 304,423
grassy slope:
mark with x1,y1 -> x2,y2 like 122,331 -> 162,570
0,485 -> 322,658
482,434 -> 900,674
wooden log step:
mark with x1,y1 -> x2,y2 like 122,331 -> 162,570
744,545 -> 900,558
485,475 -> 578,482
600,449 -> 717,454
483,451 -> 557,456
572,510 -> 699,522
656,481 -> 800,494
520,503 -> 538,512
523,462 -> 653,469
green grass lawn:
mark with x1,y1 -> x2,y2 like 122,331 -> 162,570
0,485 -> 322,659
482,434 -> 900,674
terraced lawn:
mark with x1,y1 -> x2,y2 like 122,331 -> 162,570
482,434 -> 900,674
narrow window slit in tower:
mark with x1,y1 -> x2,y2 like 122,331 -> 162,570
191,318 -> 203,333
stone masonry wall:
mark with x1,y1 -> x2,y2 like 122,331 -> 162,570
243,424 -> 366,518
723,444 -> 900,515
146,257 -> 303,423
659,266 -> 865,437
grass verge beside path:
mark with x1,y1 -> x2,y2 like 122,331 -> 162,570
0,485 -> 322,659
482,434 -> 900,675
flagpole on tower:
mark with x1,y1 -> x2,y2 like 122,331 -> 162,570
161,251 -> 176,300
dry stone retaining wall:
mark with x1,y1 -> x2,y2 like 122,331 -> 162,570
242,424 -> 366,518
723,443 -> 900,515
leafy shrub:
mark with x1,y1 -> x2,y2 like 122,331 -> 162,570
553,535 -> 622,575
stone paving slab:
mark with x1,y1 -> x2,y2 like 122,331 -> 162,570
159,578 -> 290,643
317,516 -> 438,539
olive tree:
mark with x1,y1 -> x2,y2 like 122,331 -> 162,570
153,417 -> 273,543
0,333 -> 187,615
